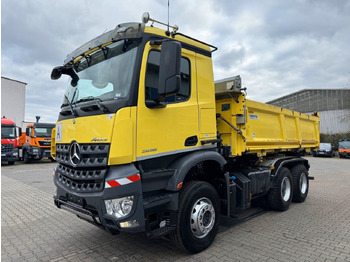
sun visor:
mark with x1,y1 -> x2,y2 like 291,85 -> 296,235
64,23 -> 145,64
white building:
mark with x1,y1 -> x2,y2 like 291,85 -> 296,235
1,76 -> 27,128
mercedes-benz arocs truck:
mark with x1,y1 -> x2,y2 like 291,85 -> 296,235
50,13 -> 320,253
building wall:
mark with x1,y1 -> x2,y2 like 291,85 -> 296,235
1,77 -> 26,128
268,89 -> 350,112
308,109 -> 350,134
268,89 -> 350,134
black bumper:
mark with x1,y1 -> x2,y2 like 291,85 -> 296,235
1,148 -> 19,162
54,164 -> 145,234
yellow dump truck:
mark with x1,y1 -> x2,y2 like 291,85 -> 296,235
50,13 -> 319,253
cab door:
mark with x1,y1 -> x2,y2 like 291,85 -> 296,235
136,42 -> 199,161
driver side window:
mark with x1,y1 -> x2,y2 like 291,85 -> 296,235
145,50 -> 190,103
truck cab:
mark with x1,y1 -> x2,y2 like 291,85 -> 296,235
20,122 -> 55,163
1,116 -> 20,165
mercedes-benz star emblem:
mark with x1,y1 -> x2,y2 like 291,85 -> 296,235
69,142 -> 81,167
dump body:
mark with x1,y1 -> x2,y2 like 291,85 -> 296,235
216,91 -> 319,157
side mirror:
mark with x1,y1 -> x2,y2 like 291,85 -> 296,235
17,127 -> 22,138
26,128 -> 29,136
158,41 -> 181,98
51,66 -> 62,80
51,65 -> 79,87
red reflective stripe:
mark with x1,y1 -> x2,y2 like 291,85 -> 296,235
107,180 -> 120,187
128,174 -> 140,182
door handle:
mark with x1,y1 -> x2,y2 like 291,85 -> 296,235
185,136 -> 198,146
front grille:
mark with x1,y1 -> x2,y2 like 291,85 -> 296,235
56,164 -> 106,193
39,140 -> 51,146
55,143 -> 110,193
1,144 -> 14,153
56,143 -> 109,168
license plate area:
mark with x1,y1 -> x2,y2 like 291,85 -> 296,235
67,193 -> 84,206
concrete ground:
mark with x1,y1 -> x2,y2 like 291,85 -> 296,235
1,156 -> 350,261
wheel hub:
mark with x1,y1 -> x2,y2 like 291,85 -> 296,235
190,197 -> 215,239
281,177 -> 291,201
300,172 -> 307,194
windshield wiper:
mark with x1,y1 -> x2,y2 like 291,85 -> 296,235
62,94 -> 78,116
74,96 -> 109,113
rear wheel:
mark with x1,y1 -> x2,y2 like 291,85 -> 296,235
170,181 -> 220,254
8,161 -> 15,165
291,164 -> 309,203
268,167 -> 293,211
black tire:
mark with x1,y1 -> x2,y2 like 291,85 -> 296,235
23,151 -> 31,164
268,167 -> 293,211
291,164 -> 309,203
170,181 -> 220,254
8,161 -> 15,165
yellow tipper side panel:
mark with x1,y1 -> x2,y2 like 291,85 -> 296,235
216,96 -> 320,156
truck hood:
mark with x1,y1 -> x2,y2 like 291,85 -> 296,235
55,114 -> 116,144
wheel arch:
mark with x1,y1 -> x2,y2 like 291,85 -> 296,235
272,157 -> 309,176
166,150 -> 227,192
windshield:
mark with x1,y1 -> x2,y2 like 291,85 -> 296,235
34,127 -> 53,138
319,143 -> 331,150
339,141 -> 350,149
1,126 -> 16,139
63,40 -> 139,105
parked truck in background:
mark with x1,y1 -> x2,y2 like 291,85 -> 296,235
338,140 -> 350,158
50,13 -> 320,253
19,122 -> 55,163
1,116 -> 20,165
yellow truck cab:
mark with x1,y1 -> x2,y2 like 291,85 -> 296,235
51,13 -> 319,253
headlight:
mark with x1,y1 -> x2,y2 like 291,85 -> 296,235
32,148 -> 39,154
105,196 -> 134,218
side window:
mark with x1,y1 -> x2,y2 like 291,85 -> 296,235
145,50 -> 190,103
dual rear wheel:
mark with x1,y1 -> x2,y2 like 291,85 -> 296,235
268,164 -> 309,211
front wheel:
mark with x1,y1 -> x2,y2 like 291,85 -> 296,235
268,167 -> 293,211
23,151 -> 31,164
170,181 -> 220,254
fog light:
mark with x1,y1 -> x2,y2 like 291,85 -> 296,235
105,196 -> 134,218
120,220 -> 139,228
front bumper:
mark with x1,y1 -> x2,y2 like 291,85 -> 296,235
54,164 -> 145,234
1,148 -> 19,162
339,151 -> 350,158
29,147 -> 51,159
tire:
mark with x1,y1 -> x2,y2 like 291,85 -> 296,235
268,167 -> 293,211
8,161 -> 15,165
170,181 -> 220,254
23,151 -> 31,164
291,164 -> 309,203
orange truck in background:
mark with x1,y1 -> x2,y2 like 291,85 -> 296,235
19,122 -> 55,163
338,140 -> 350,158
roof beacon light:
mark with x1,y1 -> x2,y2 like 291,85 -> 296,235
142,12 -> 178,35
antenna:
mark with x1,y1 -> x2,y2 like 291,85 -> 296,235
167,0 -> 170,35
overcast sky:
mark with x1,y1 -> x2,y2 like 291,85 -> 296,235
2,0 -> 350,123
